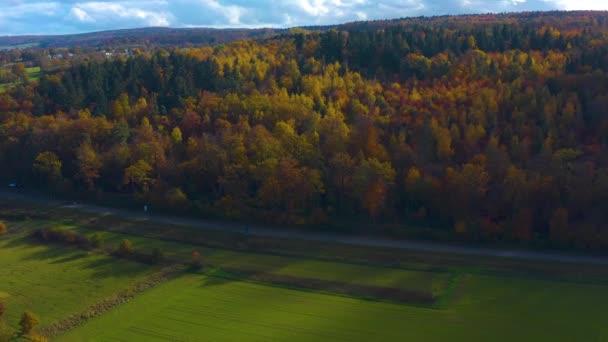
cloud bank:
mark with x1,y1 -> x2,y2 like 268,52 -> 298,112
0,0 -> 606,35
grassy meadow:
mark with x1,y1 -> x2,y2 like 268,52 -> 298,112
0,67 -> 41,93
61,224 -> 450,303
0,221 -> 156,339
60,272 -> 608,342
1,203 -> 608,341
0,43 -> 39,51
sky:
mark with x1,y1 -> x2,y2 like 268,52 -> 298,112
0,0 -> 607,35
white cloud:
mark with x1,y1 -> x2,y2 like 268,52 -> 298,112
548,0 -> 608,10
355,11 -> 368,20
70,7 -> 94,22
200,0 -> 245,25
279,0 -> 424,25
0,1 -> 60,19
0,0 -> 607,35
293,0 -> 331,16
70,1 -> 172,27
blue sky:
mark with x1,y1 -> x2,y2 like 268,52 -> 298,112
0,0 -> 607,35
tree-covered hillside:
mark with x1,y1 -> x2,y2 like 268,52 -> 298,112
2,11 -> 608,248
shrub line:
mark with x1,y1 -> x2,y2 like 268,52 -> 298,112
38,265 -> 185,338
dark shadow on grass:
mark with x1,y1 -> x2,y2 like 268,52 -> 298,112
200,273 -> 235,287
2,235 -> 33,248
50,252 -> 88,264
81,256 -> 116,269
199,265 -> 437,307
11,236 -> 152,279
80,255 -> 153,279
19,243 -> 84,262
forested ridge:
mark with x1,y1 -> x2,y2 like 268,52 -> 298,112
0,27 -> 281,49
2,11 -> 608,249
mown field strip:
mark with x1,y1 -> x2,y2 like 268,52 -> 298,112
60,271 -> 608,342
60,274 -> 427,342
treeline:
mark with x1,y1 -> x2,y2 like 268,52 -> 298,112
0,27 -> 281,49
0,304 -> 43,341
32,227 -> 166,265
2,12 -> 608,249
0,63 -> 31,85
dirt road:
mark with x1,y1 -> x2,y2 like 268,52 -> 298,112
2,190 -> 608,265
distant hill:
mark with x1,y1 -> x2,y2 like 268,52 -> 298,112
2,11 -> 606,50
0,27 -> 285,49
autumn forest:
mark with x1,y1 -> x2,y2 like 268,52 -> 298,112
2,11 -> 608,249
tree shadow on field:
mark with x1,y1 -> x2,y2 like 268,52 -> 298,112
50,252 -> 88,264
197,250 -> 294,290
82,257 -> 116,269
18,243 -> 83,262
81,255 -> 151,279
3,236 -> 31,248
199,270 -> 237,288
192,236 -> 331,291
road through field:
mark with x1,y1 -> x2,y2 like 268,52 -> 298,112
2,190 -> 608,266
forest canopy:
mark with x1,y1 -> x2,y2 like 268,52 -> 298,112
2,11 -> 608,249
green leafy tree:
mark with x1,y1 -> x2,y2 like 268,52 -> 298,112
11,63 -> 28,82
29,334 -> 49,342
353,158 -> 396,220
19,311 -> 39,336
166,187 -> 188,209
33,151 -> 63,184
190,251 -> 203,270
117,239 -> 134,256
150,247 -> 165,264
76,142 -> 102,190
171,127 -> 183,144
123,160 -> 154,192
90,233 -> 104,249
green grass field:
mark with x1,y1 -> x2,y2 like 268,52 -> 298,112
2,204 -> 608,341
60,272 -> 608,342
65,224 -> 449,300
0,67 -> 41,93
0,43 -> 39,51
0,222 -> 156,338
